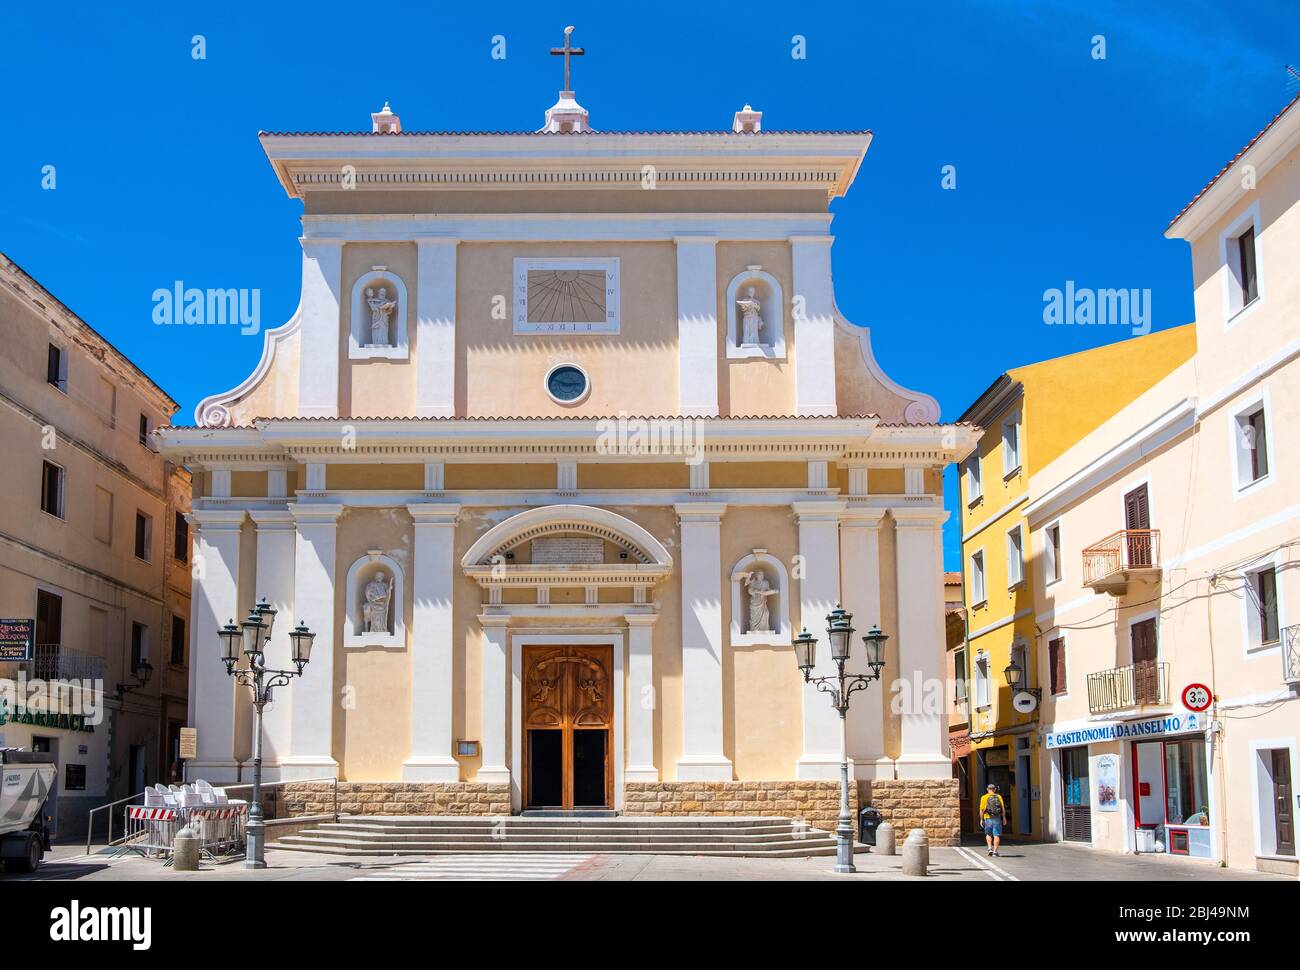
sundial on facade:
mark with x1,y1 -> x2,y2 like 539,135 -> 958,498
526,268 -> 606,324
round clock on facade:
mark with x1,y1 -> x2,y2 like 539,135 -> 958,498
545,363 -> 590,404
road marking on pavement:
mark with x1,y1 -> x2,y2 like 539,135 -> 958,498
348,853 -> 593,881
954,845 -> 1019,881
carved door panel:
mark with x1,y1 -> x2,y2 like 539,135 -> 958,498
523,645 -> 613,810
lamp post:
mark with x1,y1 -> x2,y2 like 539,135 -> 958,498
793,605 -> 887,874
217,597 -> 315,869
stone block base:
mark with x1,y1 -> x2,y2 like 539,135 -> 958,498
860,778 -> 960,846
622,778 -> 960,845
276,782 -> 511,817
623,781 -> 859,833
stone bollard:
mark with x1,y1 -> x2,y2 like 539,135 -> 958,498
875,821 -> 896,856
172,824 -> 200,871
901,828 -> 929,877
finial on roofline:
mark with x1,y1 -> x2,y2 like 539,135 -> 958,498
371,100 -> 401,134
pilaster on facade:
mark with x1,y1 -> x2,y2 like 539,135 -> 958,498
281,502 -> 343,780
297,239 -> 344,419
838,506 -> 893,780
891,506 -> 952,779
249,508 -> 297,777
792,499 -> 849,779
187,508 -> 249,782
675,236 -> 720,418
624,613 -> 660,783
477,613 -> 513,784
414,238 -> 459,418
404,503 -> 462,781
790,236 -> 838,417
673,502 -> 732,780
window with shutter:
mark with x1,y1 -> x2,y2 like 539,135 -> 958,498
1049,637 -> 1066,695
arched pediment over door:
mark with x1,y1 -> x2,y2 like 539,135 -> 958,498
460,505 -> 673,594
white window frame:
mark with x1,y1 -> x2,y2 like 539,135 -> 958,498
969,548 -> 987,606
973,649 -> 991,710
1001,412 -> 1022,477
1248,738 -> 1298,859
1126,609 -> 1161,666
965,454 -> 983,506
1010,637 -> 1029,691
1044,520 -> 1062,587
1230,389 -> 1274,498
1240,552 -> 1284,657
1219,202 -> 1264,327
1006,525 -> 1025,588
40,459 -> 66,520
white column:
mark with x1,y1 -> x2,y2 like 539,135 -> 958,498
892,507 -> 951,778
790,236 -> 838,416
404,503 -> 462,780
415,238 -> 458,418
675,237 -> 719,417
188,509 -> 246,782
840,507 -> 892,779
478,614 -> 511,783
250,509 -> 296,778
297,240 -> 344,418
794,500 -> 847,778
674,503 -> 732,780
625,614 -> 659,782
282,503 -> 343,779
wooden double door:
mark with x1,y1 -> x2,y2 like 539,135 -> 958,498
522,645 -> 613,810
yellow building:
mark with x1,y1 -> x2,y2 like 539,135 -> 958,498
956,325 -> 1196,838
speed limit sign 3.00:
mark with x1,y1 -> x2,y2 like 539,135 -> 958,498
1181,683 -> 1212,712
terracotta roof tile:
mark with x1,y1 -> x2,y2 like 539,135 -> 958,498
258,129 -> 872,139
1166,92 -> 1300,232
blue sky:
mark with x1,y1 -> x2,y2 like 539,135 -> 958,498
2,1 -> 1296,567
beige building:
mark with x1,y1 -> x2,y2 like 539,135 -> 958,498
0,253 -> 192,841
1026,94 -> 1300,874
156,88 -> 976,840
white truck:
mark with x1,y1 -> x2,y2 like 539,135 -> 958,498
0,749 -> 56,874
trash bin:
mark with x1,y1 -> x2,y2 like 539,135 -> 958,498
858,806 -> 882,845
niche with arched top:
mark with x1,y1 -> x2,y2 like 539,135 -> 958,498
349,268 -> 409,360
344,551 -> 406,648
725,267 -> 786,360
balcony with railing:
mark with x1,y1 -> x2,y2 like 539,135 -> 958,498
22,644 -> 106,682
1082,529 -> 1161,595
1086,660 -> 1169,715
1284,624 -> 1300,687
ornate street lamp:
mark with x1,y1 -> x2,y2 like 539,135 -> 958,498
1003,656 -> 1040,698
217,601 -> 314,869
793,606 -> 888,874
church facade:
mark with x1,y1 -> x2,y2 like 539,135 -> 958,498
158,82 -> 976,840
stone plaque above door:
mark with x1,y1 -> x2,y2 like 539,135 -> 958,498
532,536 -> 604,564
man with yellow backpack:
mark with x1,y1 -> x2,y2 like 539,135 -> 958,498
979,783 -> 1007,856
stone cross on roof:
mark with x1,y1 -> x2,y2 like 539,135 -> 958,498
550,25 -> 584,94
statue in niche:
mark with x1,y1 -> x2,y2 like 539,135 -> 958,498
362,570 -> 393,633
742,570 -> 778,633
365,286 -> 397,346
737,286 -> 764,346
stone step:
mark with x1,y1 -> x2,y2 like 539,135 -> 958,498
334,814 -> 802,827
316,822 -> 807,837
269,837 -> 842,858
301,821 -> 821,837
